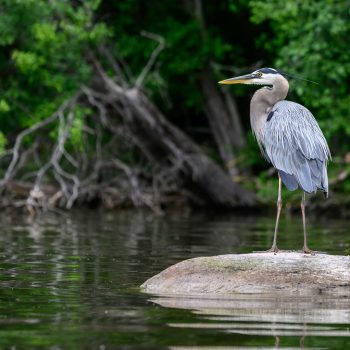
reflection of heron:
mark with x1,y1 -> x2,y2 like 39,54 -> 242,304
219,68 -> 330,253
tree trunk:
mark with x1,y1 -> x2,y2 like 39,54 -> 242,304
185,0 -> 246,176
201,67 -> 245,177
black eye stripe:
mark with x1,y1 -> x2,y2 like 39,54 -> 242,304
258,68 -> 279,74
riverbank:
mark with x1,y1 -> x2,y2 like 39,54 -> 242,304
2,179 -> 350,219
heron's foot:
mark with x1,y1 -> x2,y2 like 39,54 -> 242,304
267,245 -> 279,254
253,245 -> 279,254
303,246 -> 314,255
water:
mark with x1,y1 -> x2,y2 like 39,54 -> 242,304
0,209 -> 348,349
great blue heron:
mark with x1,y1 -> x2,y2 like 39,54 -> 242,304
219,68 -> 330,254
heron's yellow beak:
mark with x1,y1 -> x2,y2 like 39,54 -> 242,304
218,73 -> 254,85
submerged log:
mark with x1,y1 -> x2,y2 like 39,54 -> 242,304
141,252 -> 350,296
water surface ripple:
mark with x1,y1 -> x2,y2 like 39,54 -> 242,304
0,210 -> 348,349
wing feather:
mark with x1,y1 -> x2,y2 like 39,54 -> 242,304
263,101 -> 330,194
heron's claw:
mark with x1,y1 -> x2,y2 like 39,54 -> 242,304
303,246 -> 314,255
267,246 -> 279,254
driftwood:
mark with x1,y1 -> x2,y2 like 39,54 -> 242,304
0,32 -> 256,212
141,252 -> 350,295
90,64 -> 255,208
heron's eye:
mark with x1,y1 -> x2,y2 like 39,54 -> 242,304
256,72 -> 263,78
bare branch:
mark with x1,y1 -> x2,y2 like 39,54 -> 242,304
98,45 -> 130,88
0,94 -> 81,188
135,31 -> 165,89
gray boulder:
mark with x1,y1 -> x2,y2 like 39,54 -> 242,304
141,252 -> 350,296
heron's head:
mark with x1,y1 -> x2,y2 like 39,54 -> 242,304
218,68 -> 283,86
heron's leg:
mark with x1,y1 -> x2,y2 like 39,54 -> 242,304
301,192 -> 312,254
269,176 -> 282,253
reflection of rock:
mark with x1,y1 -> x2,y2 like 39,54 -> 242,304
151,294 -> 350,339
152,294 -> 350,325
141,252 -> 350,295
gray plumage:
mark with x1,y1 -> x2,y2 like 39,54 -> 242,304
262,100 -> 331,196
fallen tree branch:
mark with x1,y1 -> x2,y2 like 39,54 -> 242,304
135,31 -> 165,89
0,35 -> 256,212
0,94 -> 80,188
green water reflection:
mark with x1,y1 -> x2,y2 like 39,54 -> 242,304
0,210 -> 348,349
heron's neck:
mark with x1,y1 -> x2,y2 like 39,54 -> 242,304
250,75 -> 289,142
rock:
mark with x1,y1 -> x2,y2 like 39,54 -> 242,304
141,252 -> 350,296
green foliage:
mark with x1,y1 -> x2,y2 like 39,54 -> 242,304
69,107 -> 92,151
107,0 -> 255,116
0,0 -> 263,158
0,0 -> 110,134
0,131 -> 7,155
249,0 -> 350,146
0,99 -> 10,113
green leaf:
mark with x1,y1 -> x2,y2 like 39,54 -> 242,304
0,131 -> 7,155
